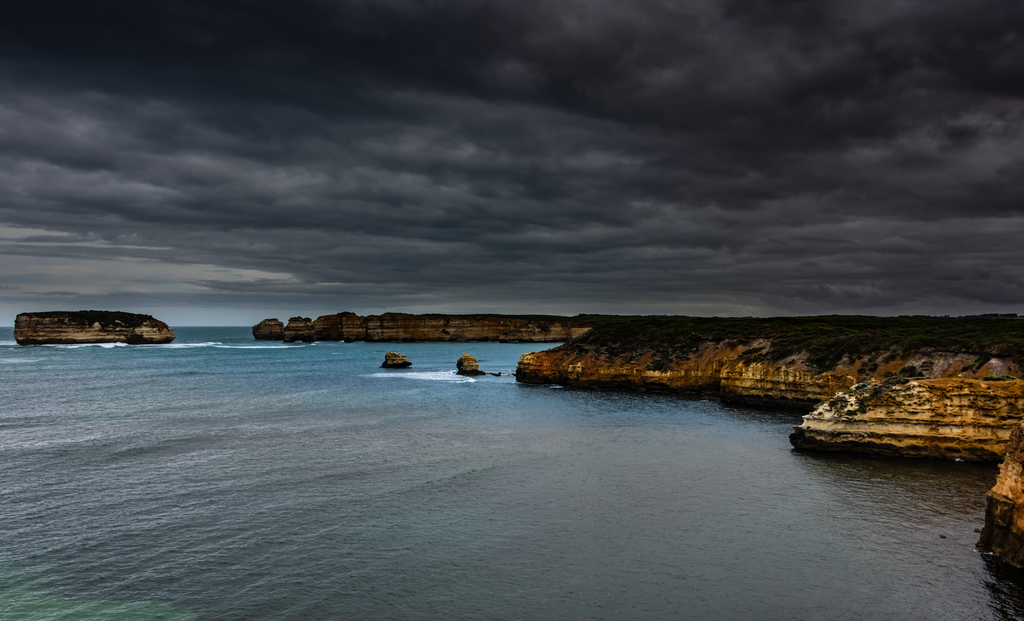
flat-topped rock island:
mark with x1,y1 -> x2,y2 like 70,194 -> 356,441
253,312 -> 595,343
14,310 -> 176,345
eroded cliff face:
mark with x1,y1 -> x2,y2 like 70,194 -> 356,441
978,424 -> 1024,564
515,341 -> 1021,409
252,318 -> 284,340
14,311 -> 175,345
253,313 -> 592,342
789,379 -> 1024,461
283,317 -> 315,343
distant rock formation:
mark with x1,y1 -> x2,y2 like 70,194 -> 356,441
252,318 -> 285,340
456,353 -> 486,376
381,352 -> 412,368
789,378 -> 1024,461
14,311 -> 175,345
979,423 -> 1024,566
313,312 -> 366,341
283,317 -> 315,343
252,313 -> 593,343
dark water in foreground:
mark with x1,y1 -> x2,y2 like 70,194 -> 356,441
1,327 -> 1023,620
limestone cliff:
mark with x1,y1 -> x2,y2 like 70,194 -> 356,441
252,313 -> 593,343
978,424 -> 1024,565
252,318 -> 284,340
515,316 -> 1024,408
14,311 -> 175,345
283,317 -> 315,343
789,379 -> 1024,460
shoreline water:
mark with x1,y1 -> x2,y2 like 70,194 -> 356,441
2,327 -> 1023,619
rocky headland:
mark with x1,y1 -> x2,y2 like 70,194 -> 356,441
14,311 -> 175,345
978,423 -> 1024,565
515,316 -> 1024,408
789,378 -> 1024,461
252,313 -> 595,343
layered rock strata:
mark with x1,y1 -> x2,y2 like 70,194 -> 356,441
456,353 -> 485,376
978,424 -> 1024,565
252,318 -> 284,340
381,352 -> 412,368
283,317 -> 315,343
515,343 -> 1020,409
14,311 -> 175,345
789,379 -> 1024,461
253,313 -> 593,343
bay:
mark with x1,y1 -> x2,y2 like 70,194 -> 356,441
1,327 -> 1022,620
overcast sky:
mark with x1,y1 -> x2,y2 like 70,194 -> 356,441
1,0 -> 1023,325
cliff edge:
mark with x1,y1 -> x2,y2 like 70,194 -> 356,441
15,311 -> 175,345
979,424 -> 1024,565
515,316 -> 1024,409
790,378 -> 1024,461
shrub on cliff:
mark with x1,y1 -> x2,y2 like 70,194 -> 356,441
563,315 -> 1024,373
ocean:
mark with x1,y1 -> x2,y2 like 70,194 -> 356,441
1,327 -> 1022,620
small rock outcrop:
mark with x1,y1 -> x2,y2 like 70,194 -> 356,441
456,353 -> 486,376
978,423 -> 1024,566
14,311 -> 175,345
252,318 -> 285,340
789,378 -> 1024,461
381,352 -> 412,368
283,317 -> 315,343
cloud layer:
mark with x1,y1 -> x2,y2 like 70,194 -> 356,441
2,0 -> 1023,323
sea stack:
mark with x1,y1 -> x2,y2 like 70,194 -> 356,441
381,352 -> 412,368
456,353 -> 486,376
979,423 -> 1024,566
283,317 -> 315,343
14,311 -> 175,345
253,318 -> 285,340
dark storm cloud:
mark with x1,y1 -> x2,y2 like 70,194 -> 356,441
1,0 -> 1024,321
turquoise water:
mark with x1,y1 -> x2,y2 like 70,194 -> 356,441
1,327 -> 1022,620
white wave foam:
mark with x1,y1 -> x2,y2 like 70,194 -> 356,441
213,345 -> 296,349
52,342 -> 128,349
156,342 -> 223,349
367,371 -> 476,383
0,358 -> 42,364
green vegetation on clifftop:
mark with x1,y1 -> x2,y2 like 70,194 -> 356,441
563,315 -> 1024,372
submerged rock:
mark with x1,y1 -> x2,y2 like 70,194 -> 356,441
456,353 -> 486,376
252,318 -> 285,340
381,352 -> 412,368
790,378 -> 1024,461
979,424 -> 1024,566
14,311 -> 175,345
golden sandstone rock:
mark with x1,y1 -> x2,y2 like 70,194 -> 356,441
979,423 -> 1024,565
252,318 -> 284,340
456,353 -> 485,376
381,352 -> 412,368
283,317 -> 315,343
14,311 -> 175,345
252,313 -> 592,343
790,378 -> 1024,461
515,344 -> 1020,408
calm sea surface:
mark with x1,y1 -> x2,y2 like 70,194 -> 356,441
1,327 -> 1023,620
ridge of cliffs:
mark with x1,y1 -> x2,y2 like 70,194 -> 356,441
789,378 -> 1024,461
979,423 -> 1024,565
15,311 -> 175,345
515,315 -> 1024,409
253,313 -> 595,343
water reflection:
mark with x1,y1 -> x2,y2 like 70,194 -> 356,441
983,556 -> 1024,620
